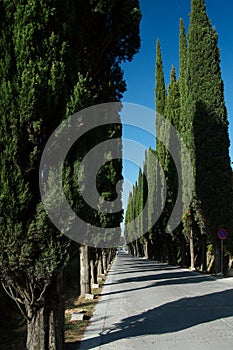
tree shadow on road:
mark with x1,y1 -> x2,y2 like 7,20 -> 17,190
101,271 -> 215,297
77,288 -> 233,349
117,270 -> 213,284
110,263 -> 183,277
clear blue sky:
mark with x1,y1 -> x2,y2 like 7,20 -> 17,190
121,0 -> 233,205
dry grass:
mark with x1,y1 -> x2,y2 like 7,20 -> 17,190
64,280 -> 105,347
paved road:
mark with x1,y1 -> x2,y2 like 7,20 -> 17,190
79,251 -> 233,350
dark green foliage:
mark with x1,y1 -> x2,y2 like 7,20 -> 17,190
178,19 -> 187,133
0,0 -> 141,325
155,40 -> 167,169
154,40 -> 171,261
145,149 -> 156,235
155,40 -> 166,117
164,66 -> 180,223
0,0 -> 72,316
166,66 -> 180,127
183,0 -> 233,266
63,0 -> 141,248
155,39 -> 166,218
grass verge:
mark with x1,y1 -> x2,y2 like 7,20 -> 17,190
64,277 -> 106,349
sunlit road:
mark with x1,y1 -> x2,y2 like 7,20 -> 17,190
78,251 -> 233,350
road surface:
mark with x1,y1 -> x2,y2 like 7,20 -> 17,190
78,251 -> 233,350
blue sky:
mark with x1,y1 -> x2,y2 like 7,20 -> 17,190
121,0 -> 233,207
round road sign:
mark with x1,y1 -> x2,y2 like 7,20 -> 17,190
217,228 -> 228,240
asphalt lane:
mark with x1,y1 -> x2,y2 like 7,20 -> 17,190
79,251 -> 233,350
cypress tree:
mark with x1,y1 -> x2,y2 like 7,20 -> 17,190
137,168 -> 143,235
155,41 -> 179,263
131,183 -> 138,255
155,40 -> 166,116
141,158 -> 150,258
155,39 -> 167,211
125,190 -> 136,255
166,66 -> 180,126
165,65 -> 180,230
0,2 -> 73,347
136,167 -> 149,257
178,17 -> 197,270
184,0 -> 233,272
178,18 -> 187,133
132,180 -> 139,255
144,148 -> 158,259
155,39 -> 167,167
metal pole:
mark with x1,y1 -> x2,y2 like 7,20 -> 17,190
221,239 -> 223,277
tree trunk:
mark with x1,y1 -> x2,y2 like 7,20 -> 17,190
170,238 -> 178,265
107,249 -> 111,266
97,249 -> 103,277
143,239 -> 148,259
26,273 -> 64,350
200,234 -> 207,272
135,239 -> 139,257
214,243 -> 221,274
90,248 -> 98,285
90,258 -> 95,287
110,248 -> 115,263
190,227 -> 195,270
147,239 -> 153,260
167,236 -> 172,265
147,239 -> 151,259
180,235 -> 187,267
26,305 -> 48,350
102,249 -> 108,273
50,272 -> 64,350
80,244 -> 90,297
133,242 -> 137,257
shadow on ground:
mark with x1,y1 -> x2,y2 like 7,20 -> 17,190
102,270 -> 215,297
66,254 -> 232,349
75,288 -> 233,349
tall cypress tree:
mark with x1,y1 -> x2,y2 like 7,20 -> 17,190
144,148 -> 158,259
155,40 -> 166,116
165,65 -> 180,225
155,41 -> 167,204
178,17 -> 197,270
178,19 -> 187,133
0,3 -> 73,347
154,40 -> 170,261
125,189 -> 138,255
183,0 -> 233,272
155,40 -> 167,165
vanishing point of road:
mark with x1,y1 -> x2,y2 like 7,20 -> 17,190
79,251 -> 233,350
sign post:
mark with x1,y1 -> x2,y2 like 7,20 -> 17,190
217,228 -> 228,277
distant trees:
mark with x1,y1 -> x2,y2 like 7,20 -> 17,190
125,0 -> 233,274
0,0 -> 141,349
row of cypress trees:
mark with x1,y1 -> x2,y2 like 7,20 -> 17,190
125,0 -> 233,274
0,1 -> 141,348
